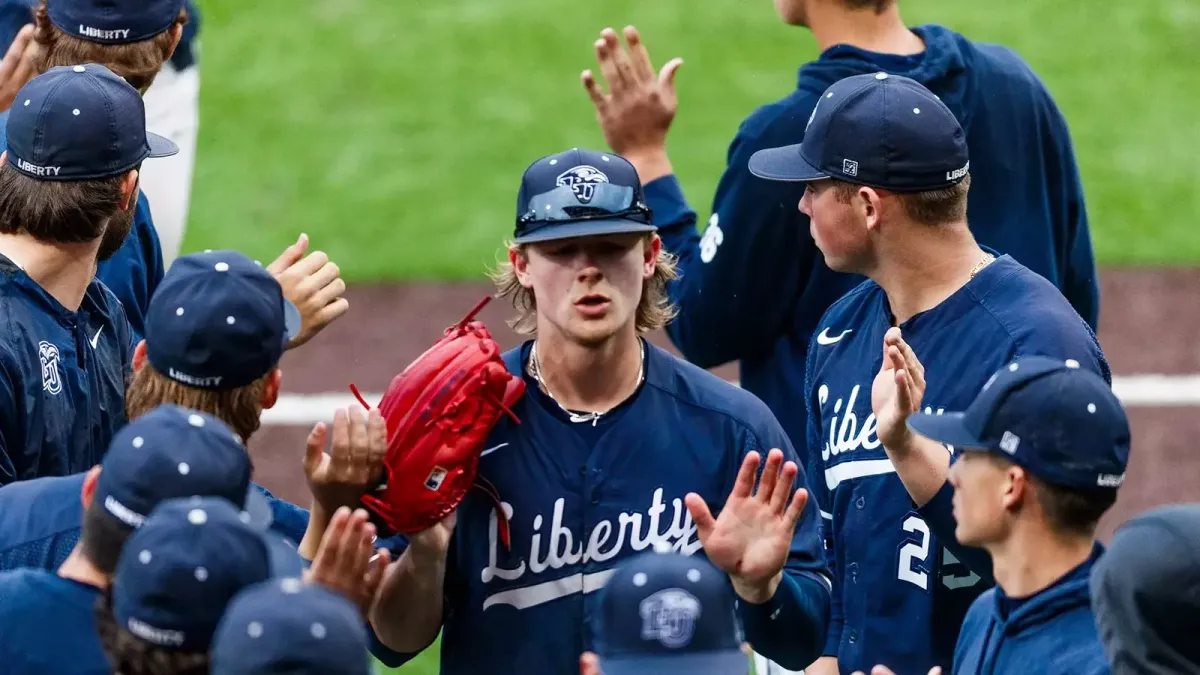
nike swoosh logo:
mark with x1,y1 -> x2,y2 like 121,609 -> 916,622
481,443 -> 509,457
816,327 -> 852,345
90,326 -> 103,349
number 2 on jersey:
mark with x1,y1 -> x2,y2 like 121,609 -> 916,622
898,515 -> 930,589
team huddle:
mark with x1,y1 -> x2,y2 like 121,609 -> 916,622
0,1 -> 1194,675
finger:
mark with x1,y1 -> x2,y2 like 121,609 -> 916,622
622,25 -> 655,82
311,297 -> 351,327
784,488 -> 809,532
755,448 -> 784,504
364,546 -> 391,594
658,57 -> 684,91
288,249 -> 332,280
894,368 -> 915,414
594,36 -> 624,95
897,337 -> 925,387
303,422 -> 328,478
348,406 -> 370,475
770,460 -> 799,515
266,233 -> 309,276
731,451 -> 761,500
929,668 -> 943,675
347,511 -> 373,575
294,260 -> 342,299
684,493 -> 716,541
313,506 -> 351,573
336,509 -> 366,572
308,276 -> 347,310
330,408 -> 350,462
581,69 -> 608,111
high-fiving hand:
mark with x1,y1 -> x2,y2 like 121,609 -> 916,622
267,233 -> 350,350
581,26 -> 682,182
871,327 -> 927,450
685,448 -> 809,604
305,506 -> 391,618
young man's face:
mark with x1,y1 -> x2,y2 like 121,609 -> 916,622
514,233 -> 658,347
799,180 -> 872,274
947,450 -> 1015,547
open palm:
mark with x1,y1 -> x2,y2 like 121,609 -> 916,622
685,449 -> 809,592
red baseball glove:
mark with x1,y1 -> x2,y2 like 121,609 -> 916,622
349,296 -> 523,549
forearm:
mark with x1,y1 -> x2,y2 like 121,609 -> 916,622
369,546 -> 448,653
884,434 -> 951,507
736,572 -> 829,670
297,502 -> 331,561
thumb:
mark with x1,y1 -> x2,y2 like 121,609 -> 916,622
658,57 -> 683,90
304,422 -> 328,477
684,493 -> 716,541
266,232 -> 309,276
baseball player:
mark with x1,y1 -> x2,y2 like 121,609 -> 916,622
582,548 -> 753,675
896,357 -> 1128,674
0,0 -> 190,338
578,1 -> 1099,573
746,73 -> 1109,675
212,577 -> 374,675
1090,503 -> 1200,674
0,248 -> 380,570
0,63 -> 176,485
368,148 -> 831,674
94,496 -> 305,674
0,405 -> 277,674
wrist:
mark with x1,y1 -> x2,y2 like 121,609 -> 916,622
620,146 -> 673,184
297,501 -> 333,561
731,570 -> 783,605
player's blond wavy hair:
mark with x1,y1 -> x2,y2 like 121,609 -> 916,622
31,1 -> 188,91
94,590 -> 210,675
125,365 -> 272,443
489,233 -> 679,335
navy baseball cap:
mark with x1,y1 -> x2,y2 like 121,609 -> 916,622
907,356 -> 1131,490
513,148 -> 656,244
48,0 -> 187,44
748,72 -> 969,193
6,64 -> 177,181
594,550 -> 748,675
211,578 -> 371,675
93,404 -> 273,530
112,496 -> 305,653
145,250 -> 301,391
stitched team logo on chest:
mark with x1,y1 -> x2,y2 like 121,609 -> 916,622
39,341 -> 62,395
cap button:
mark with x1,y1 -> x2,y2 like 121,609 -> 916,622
875,72 -> 888,80
73,65 -> 85,73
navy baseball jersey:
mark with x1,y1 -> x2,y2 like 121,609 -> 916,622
954,545 -> 1108,675
412,340 -> 831,675
0,110 -> 164,339
0,568 -> 108,674
0,473 -> 310,572
0,255 -> 137,485
804,254 -> 1108,674
647,23 -> 1098,475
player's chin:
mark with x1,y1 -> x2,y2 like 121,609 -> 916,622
565,316 -> 624,346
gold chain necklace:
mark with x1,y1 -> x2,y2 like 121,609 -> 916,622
528,340 -> 646,426
969,252 -> 996,279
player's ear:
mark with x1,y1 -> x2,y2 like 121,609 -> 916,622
1001,465 -> 1026,511
261,369 -> 283,409
131,340 -> 148,372
509,244 -> 533,288
643,234 -> 661,277
118,169 -> 139,210
579,652 -> 600,675
81,465 -> 102,508
164,22 -> 183,61
860,186 -> 884,232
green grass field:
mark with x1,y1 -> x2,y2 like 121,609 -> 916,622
186,2 -> 1195,672
187,0 -> 1200,286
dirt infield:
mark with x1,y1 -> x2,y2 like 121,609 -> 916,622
251,268 -> 1200,542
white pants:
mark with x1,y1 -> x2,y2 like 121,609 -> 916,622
140,61 -> 201,268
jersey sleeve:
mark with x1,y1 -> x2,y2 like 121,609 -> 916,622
733,411 -> 830,670
646,116 -> 814,368
1040,90 -> 1099,332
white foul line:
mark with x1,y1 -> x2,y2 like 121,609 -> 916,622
260,374 -> 1200,426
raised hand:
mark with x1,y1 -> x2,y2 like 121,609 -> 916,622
685,448 -> 809,603
871,327 -> 927,450
305,506 -> 392,618
0,24 -> 36,112
298,406 -> 387,560
581,26 -> 683,182
266,233 -> 350,350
